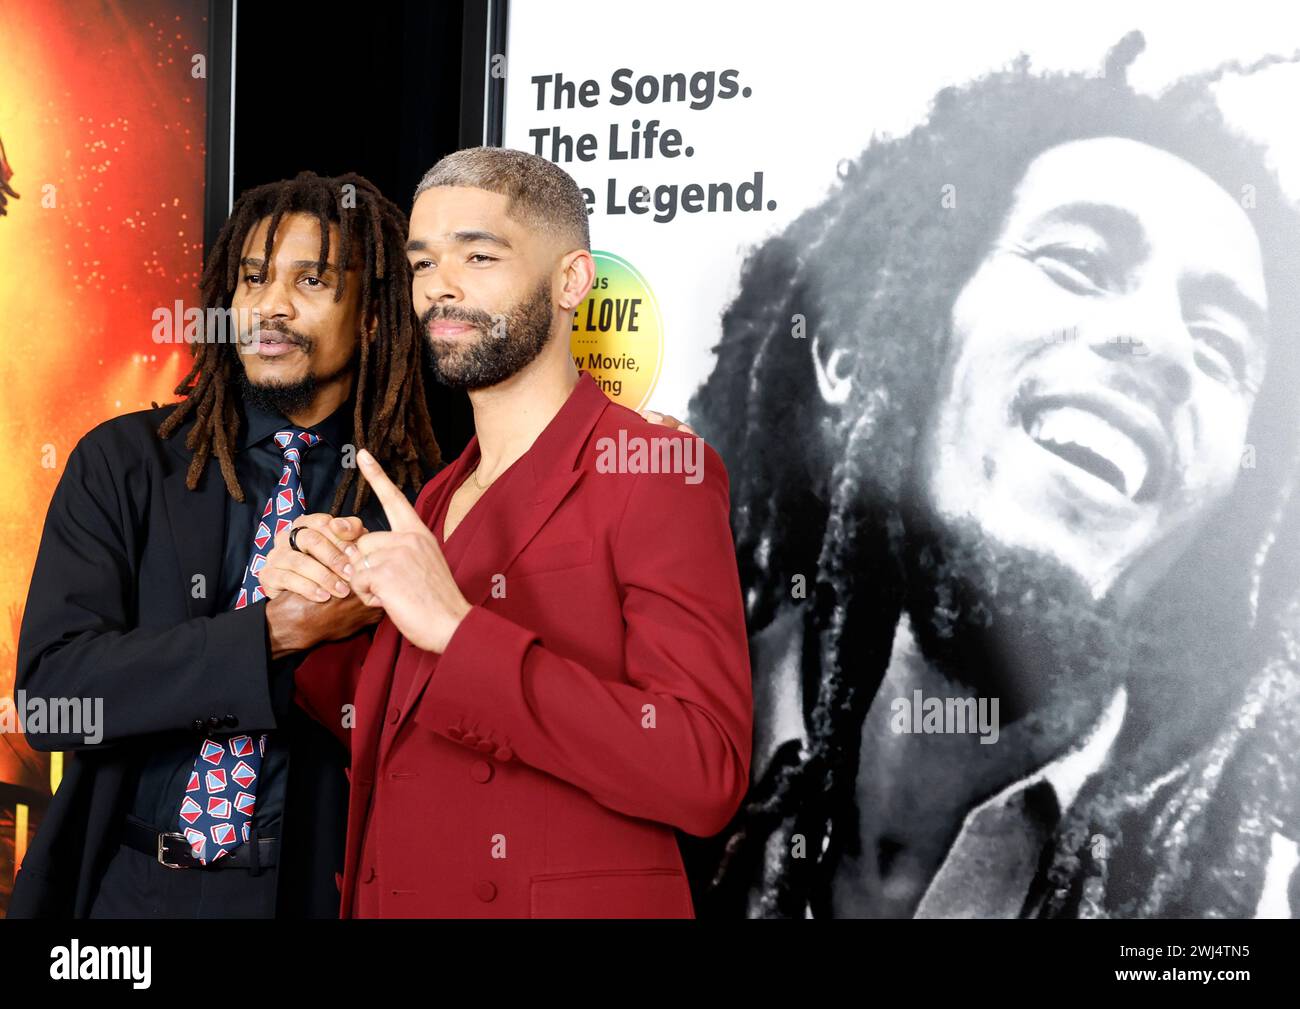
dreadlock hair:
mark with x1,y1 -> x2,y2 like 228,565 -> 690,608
157,171 -> 441,516
689,33 -> 1300,918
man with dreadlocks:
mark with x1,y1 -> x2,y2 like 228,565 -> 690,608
10,171 -> 443,918
689,34 -> 1300,919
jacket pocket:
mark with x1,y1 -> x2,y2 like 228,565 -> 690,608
508,537 -> 593,579
529,867 -> 693,919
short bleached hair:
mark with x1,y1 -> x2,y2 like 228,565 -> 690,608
414,146 -> 591,252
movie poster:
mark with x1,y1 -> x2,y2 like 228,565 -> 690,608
503,0 -> 1300,917
0,0 -> 208,915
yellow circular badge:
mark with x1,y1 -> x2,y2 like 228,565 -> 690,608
571,251 -> 663,410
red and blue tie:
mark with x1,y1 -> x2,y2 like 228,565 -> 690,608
175,427 -> 320,863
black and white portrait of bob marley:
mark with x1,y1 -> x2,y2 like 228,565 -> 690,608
689,32 -> 1300,919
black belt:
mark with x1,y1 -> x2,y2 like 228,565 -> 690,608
122,814 -> 279,870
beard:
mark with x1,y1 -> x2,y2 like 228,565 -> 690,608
897,492 -> 1144,724
421,277 -> 554,390
235,326 -> 353,418
237,368 -> 319,418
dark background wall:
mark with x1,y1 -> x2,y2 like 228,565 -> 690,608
231,0 -> 477,456
233,0 -> 466,206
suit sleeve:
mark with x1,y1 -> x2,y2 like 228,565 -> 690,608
291,632 -> 373,753
16,434 -> 279,751
417,442 -> 753,838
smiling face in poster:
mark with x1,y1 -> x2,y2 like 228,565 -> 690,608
921,136 -> 1269,611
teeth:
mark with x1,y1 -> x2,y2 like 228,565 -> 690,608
1027,405 -> 1148,498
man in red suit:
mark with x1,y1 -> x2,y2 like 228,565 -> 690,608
259,147 -> 752,918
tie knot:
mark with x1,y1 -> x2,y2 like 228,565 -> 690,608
273,428 -> 319,460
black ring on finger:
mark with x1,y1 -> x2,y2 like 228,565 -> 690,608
289,525 -> 304,553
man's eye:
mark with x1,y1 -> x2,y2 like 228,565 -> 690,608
411,259 -> 434,273
301,275 -> 324,288
1190,325 -> 1247,385
243,273 -> 263,285
469,254 -> 497,264
1032,244 -> 1110,294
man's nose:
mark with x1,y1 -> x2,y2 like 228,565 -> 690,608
1089,292 -> 1194,405
423,262 -> 463,303
255,274 -> 297,320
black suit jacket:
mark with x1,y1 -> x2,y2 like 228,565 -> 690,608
7,403 -> 400,918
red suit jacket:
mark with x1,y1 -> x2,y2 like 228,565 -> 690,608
292,371 -> 752,917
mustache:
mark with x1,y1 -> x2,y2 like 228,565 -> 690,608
420,304 -> 494,331
240,322 -> 312,348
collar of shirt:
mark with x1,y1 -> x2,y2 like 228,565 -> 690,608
236,387 -> 356,453
1036,685 -> 1128,810
906,684 -> 1129,919
974,683 -> 1129,816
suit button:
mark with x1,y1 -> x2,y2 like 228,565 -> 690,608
461,732 -> 479,747
494,745 -> 514,762
475,738 -> 494,753
474,880 -> 497,902
362,866 -> 376,883
192,719 -> 206,733
223,714 -> 239,728
387,706 -> 401,725
207,715 -> 222,730
470,760 -> 494,783
446,726 -> 464,740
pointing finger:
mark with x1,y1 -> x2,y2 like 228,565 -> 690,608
356,449 -> 423,534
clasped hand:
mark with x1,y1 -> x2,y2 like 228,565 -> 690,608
261,409 -> 695,656
261,449 -> 471,655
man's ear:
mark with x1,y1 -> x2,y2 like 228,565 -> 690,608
811,331 -> 853,405
557,249 -> 596,310
362,308 -> 379,344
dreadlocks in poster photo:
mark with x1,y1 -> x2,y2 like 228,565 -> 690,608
690,33 -> 1300,919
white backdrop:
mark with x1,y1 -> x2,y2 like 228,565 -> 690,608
502,0 -> 1300,416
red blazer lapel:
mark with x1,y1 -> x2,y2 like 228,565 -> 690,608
416,436 -> 479,533
383,371 -> 611,746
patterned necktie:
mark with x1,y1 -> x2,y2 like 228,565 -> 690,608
175,427 -> 320,863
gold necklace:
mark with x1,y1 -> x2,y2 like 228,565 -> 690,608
470,462 -> 496,491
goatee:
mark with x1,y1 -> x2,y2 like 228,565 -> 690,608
236,368 -> 321,418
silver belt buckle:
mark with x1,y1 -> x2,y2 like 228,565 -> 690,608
157,831 -> 197,869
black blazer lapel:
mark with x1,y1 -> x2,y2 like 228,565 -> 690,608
161,420 -> 230,620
